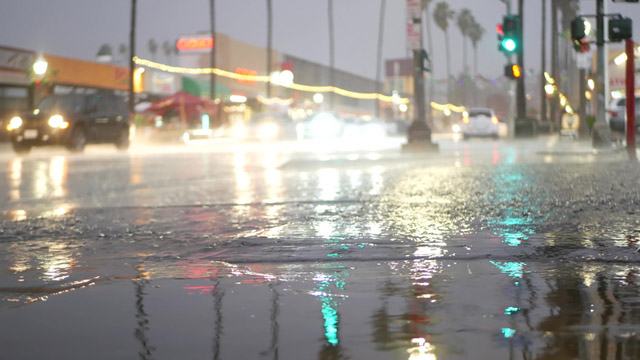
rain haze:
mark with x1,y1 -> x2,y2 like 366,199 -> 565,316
2,1 -> 640,359
2,0 -> 639,79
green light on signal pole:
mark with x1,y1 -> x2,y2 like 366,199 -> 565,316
502,38 -> 517,52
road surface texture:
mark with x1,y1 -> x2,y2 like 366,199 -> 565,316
1,135 -> 639,359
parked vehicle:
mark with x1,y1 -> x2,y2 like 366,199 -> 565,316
6,92 -> 130,154
608,97 -> 640,134
460,108 -> 500,139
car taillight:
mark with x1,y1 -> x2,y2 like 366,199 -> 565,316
608,111 -> 618,118
462,116 -> 469,124
491,116 -> 499,125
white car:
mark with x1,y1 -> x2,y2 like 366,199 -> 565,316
460,108 -> 500,139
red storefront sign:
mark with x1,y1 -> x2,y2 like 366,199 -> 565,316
176,37 -> 214,51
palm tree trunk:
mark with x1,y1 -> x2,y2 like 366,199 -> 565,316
462,35 -> 469,74
473,44 -> 478,106
328,0 -> 335,110
375,0 -> 385,118
267,0 -> 272,98
424,3 -> 434,120
445,30 -> 451,101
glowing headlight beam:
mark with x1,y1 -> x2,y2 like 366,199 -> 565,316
7,116 -> 23,131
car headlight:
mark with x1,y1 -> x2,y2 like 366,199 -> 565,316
257,123 -> 279,140
230,124 -> 248,139
7,116 -> 23,131
48,114 -> 69,129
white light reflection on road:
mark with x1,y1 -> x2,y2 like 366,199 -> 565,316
233,150 -> 252,206
33,161 -> 48,199
8,158 -> 22,201
49,156 -> 67,198
317,168 -> 340,201
367,166 -> 385,196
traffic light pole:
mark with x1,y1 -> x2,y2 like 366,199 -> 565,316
502,0 -> 516,139
625,38 -> 636,151
516,0 -> 526,122
592,0 -> 612,148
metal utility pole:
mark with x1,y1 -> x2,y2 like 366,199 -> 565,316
129,0 -> 137,115
591,0 -> 612,147
516,0 -> 526,121
267,0 -> 273,99
551,0 -> 558,132
209,0 -> 216,101
540,0 -> 548,127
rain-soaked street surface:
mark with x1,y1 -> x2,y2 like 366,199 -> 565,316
1,135 -> 640,360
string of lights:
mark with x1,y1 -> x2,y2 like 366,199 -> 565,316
133,57 -> 409,104
430,101 -> 466,113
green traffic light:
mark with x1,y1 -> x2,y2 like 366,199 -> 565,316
502,38 -> 517,52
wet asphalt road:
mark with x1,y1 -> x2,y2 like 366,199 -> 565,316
1,135 -> 640,360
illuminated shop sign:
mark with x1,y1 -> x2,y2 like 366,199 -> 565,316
235,68 -> 257,84
176,37 -> 214,51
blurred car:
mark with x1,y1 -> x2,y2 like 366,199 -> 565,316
247,113 -> 297,141
608,97 -> 640,133
296,112 -> 345,140
342,117 -> 387,140
460,108 -> 499,139
6,92 -> 130,154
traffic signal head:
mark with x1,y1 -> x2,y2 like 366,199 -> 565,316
504,64 -> 521,79
500,15 -> 521,54
571,17 -> 586,41
609,17 -> 632,42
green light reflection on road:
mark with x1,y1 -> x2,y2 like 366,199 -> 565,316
490,261 -> 528,279
502,328 -> 516,338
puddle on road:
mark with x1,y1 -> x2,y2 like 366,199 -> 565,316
2,259 -> 640,359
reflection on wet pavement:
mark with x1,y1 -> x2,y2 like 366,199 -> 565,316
1,140 -> 640,358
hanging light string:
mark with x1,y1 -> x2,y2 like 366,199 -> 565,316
133,56 -> 409,104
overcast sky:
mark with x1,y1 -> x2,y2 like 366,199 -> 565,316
1,0 -> 640,81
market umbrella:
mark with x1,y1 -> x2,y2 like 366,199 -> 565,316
146,91 -> 216,122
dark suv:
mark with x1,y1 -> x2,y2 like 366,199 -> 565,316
6,92 -> 130,154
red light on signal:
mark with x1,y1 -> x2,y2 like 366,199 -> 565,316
496,24 -> 504,37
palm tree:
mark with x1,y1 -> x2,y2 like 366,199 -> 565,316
162,40 -> 173,64
456,9 -> 474,74
147,39 -> 158,60
118,43 -> 128,65
468,20 -> 484,78
433,1 -> 455,99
